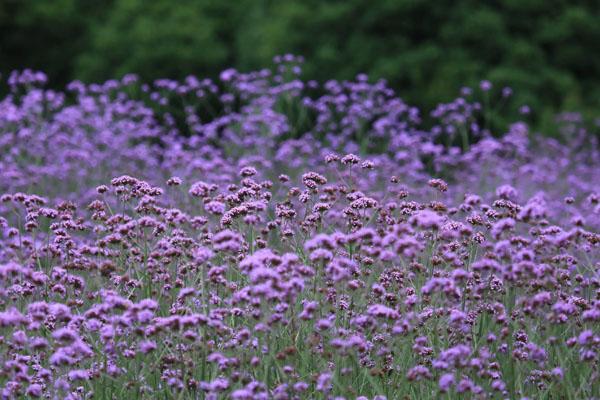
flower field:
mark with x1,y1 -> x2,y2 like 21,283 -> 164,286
1,60 -> 599,399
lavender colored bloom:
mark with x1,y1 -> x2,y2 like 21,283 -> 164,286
480,80 -> 492,91
551,367 -> 564,380
316,372 -> 332,392
68,369 -> 89,381
26,384 -> 43,397
409,210 -> 444,230
439,373 -> 455,392
578,330 -> 594,345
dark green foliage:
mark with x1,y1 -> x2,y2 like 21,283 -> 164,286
1,0 -> 599,129
75,0 -> 238,82
0,0 -> 110,85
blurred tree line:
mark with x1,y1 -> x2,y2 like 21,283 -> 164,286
1,0 -> 599,125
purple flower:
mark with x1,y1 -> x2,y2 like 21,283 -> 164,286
26,384 -> 43,397
409,210 -> 444,230
68,369 -> 89,381
367,304 -> 400,320
439,373 -> 455,392
139,340 -> 157,354
480,80 -> 492,91
578,330 -> 594,345
316,372 -> 332,392
551,367 -> 564,380
212,229 -> 244,252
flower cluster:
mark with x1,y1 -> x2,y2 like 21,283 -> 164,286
0,61 -> 599,399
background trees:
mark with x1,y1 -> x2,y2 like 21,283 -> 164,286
1,0 -> 599,127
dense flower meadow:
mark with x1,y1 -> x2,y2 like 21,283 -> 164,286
1,58 -> 599,399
